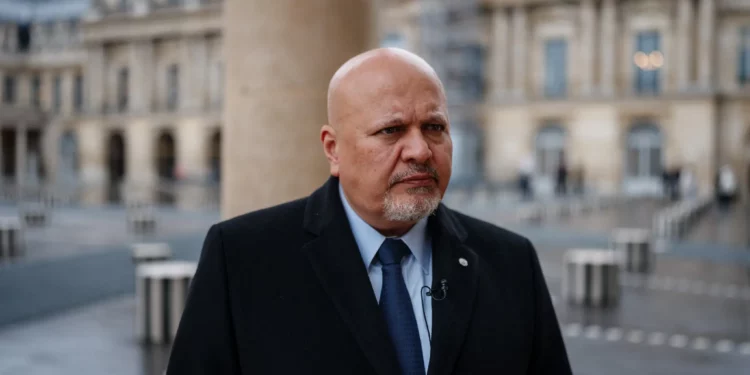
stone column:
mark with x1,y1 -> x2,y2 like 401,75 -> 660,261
126,120 -> 156,187
489,8 -> 510,100
511,6 -> 527,98
0,128 -> 4,182
180,36 -> 208,112
579,0 -> 596,96
130,40 -> 154,113
676,0 -> 694,91
697,0 -> 715,90
78,121 -> 106,185
86,44 -> 105,114
42,120 -> 62,187
15,124 -> 26,192
176,120 -> 207,182
61,69 -> 74,116
223,0 -> 373,218
599,0 -> 616,96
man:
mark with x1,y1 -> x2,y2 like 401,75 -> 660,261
166,48 -> 571,375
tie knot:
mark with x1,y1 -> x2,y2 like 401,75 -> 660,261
377,238 -> 410,266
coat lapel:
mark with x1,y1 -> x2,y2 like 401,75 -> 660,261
427,205 -> 479,375
301,177 -> 401,375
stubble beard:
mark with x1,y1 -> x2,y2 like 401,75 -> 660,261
383,185 -> 442,222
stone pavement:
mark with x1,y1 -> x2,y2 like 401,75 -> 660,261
1,195 -> 749,374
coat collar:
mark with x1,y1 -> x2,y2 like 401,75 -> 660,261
301,176 -> 477,375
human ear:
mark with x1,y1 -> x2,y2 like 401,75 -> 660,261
320,124 -> 340,176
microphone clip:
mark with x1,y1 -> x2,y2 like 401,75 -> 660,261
425,279 -> 448,301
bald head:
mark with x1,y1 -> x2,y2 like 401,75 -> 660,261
326,48 -> 445,128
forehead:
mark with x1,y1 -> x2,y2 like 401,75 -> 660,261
353,68 -> 446,116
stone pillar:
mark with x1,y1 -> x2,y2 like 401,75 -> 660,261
0,129 -> 4,182
61,69 -> 74,116
126,121 -> 156,186
130,40 -> 154,113
86,44 -> 105,114
16,73 -> 29,107
181,36 -> 208,112
579,0 -> 596,96
223,0 -> 372,218
78,121 -> 106,185
697,0 -> 715,90
176,120 -> 207,181
511,6 -> 527,98
15,124 -> 26,192
676,0 -> 694,91
489,8 -> 510,100
41,121 -> 61,187
599,0 -> 617,96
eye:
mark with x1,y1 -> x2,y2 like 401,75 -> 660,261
424,123 -> 445,132
379,126 -> 403,135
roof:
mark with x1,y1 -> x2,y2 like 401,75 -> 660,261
0,0 -> 90,22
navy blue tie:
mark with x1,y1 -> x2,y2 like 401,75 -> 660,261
378,238 -> 425,375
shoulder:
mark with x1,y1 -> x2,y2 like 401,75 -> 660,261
445,207 -> 534,258
213,197 -> 309,240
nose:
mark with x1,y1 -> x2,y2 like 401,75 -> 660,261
400,128 -> 432,164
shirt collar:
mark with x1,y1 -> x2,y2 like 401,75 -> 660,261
339,183 -> 431,275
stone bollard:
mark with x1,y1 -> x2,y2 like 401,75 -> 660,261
612,228 -> 652,273
128,209 -> 157,234
136,261 -> 197,344
516,205 -> 542,223
132,243 -> 173,264
21,204 -> 48,227
562,249 -> 620,308
0,217 -> 23,261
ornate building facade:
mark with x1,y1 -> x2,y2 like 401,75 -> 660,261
0,0 -> 223,202
382,0 -> 750,198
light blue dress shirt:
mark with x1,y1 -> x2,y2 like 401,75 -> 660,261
339,184 -> 433,371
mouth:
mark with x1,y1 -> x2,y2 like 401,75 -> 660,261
398,174 -> 437,186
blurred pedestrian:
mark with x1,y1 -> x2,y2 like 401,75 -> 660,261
518,155 -> 534,200
717,164 -> 737,210
555,156 -> 568,196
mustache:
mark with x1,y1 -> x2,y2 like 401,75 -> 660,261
389,164 -> 440,187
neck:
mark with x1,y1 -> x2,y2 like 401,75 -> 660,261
374,221 -> 417,237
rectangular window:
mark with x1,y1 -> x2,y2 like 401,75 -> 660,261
31,74 -> 41,107
117,67 -> 128,112
544,39 -> 567,98
738,27 -> 750,84
167,64 -> 179,111
53,75 -> 62,112
73,74 -> 83,112
633,31 -> 662,95
3,75 -> 15,104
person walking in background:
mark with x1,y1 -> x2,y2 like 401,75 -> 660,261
717,164 -> 737,210
555,156 -> 568,197
518,154 -> 534,200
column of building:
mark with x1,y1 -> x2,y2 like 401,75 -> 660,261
579,0 -> 596,96
222,0 -> 373,218
676,0 -> 694,91
489,8 -> 510,101
126,40 -> 157,187
697,0 -> 715,90
15,123 -> 26,193
178,35 -> 209,181
511,6 -> 527,99
86,44 -> 105,114
599,0 -> 616,96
